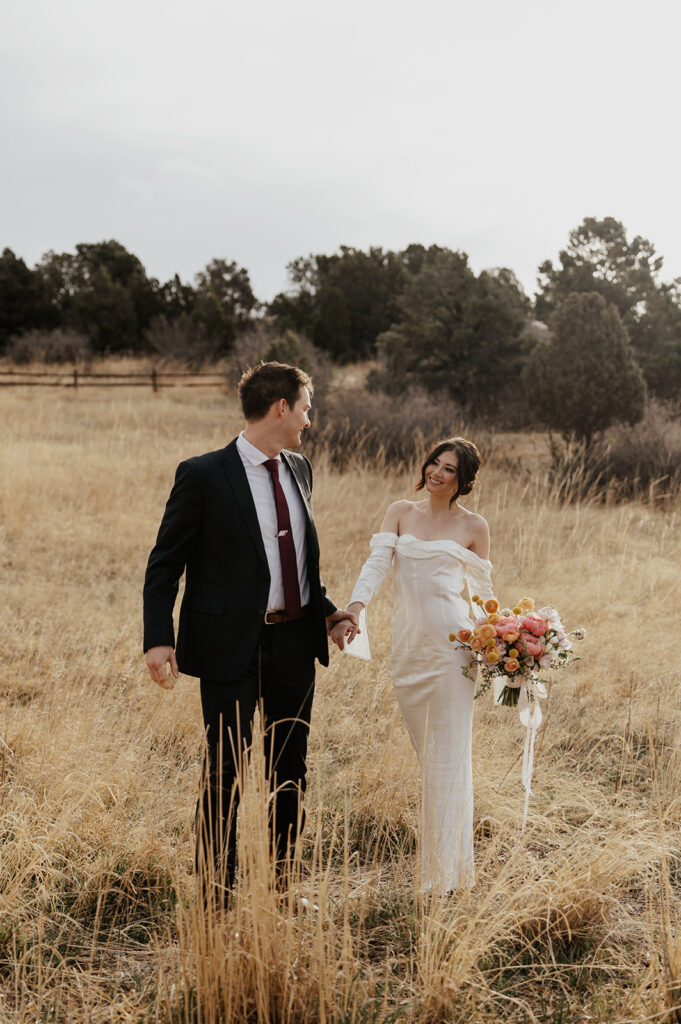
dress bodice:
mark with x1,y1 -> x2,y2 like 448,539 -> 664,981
351,531 -> 494,634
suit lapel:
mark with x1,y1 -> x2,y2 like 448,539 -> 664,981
222,439 -> 269,570
281,450 -> 313,521
281,450 -> 320,562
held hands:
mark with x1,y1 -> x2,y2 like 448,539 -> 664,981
325,607 -> 361,651
326,603 -> 363,651
145,646 -> 179,690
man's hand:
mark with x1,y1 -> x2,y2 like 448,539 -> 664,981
146,646 -> 179,690
326,606 -> 361,651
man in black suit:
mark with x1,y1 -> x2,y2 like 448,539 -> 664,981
143,362 -> 355,905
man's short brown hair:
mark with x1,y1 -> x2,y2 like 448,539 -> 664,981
238,361 -> 313,422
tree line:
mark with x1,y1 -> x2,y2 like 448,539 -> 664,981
2,217 -> 680,440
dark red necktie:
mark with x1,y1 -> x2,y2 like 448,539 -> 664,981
263,459 -> 302,616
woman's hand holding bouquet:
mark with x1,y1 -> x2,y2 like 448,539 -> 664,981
450,596 -> 585,706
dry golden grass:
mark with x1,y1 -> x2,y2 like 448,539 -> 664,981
0,380 -> 680,1022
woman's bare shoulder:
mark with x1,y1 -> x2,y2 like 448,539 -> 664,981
460,509 -> 490,557
380,499 -> 415,533
460,508 -> 488,528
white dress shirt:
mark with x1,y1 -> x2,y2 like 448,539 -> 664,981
236,432 -> 310,611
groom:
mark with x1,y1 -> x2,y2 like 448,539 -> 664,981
143,361 -> 356,905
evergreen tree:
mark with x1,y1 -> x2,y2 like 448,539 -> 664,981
536,217 -> 681,398
532,292 -> 646,446
375,250 -> 527,407
0,248 -> 48,347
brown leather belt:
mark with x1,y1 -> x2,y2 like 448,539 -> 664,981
263,606 -> 311,625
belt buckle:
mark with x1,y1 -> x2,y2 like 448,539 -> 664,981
264,610 -> 285,625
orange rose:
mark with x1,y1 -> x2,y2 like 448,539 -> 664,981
505,631 -> 519,643
505,658 -> 520,673
487,612 -> 501,624
457,629 -> 472,644
484,598 -> 500,614
478,624 -> 496,640
470,636 -> 484,651
518,597 -> 534,611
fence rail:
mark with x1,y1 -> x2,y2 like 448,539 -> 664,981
0,369 -> 227,391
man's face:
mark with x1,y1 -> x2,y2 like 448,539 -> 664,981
282,386 -> 311,448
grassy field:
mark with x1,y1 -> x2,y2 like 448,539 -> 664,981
0,380 -> 680,1023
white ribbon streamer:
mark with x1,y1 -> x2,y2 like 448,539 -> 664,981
494,676 -> 546,833
518,678 -> 546,834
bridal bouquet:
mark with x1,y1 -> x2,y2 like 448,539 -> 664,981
450,596 -> 585,832
449,596 -> 585,706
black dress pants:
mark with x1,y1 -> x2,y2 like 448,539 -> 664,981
196,614 -> 316,903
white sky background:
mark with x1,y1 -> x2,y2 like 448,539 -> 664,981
1,0 -> 680,302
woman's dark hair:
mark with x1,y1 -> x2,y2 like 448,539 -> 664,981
238,361 -> 313,421
415,437 -> 482,506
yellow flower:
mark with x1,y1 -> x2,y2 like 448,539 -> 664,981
513,606 -> 523,615
487,650 -> 500,664
508,648 -> 519,658
484,598 -> 499,614
485,638 -> 496,649
471,594 -> 483,605
448,632 -> 457,642
487,612 -> 501,624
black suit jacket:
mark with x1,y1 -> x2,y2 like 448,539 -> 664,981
143,438 -> 336,681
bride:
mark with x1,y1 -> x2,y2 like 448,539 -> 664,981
333,437 -> 496,893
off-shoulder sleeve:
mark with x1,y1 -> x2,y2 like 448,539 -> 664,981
349,532 -> 397,607
465,555 -> 496,617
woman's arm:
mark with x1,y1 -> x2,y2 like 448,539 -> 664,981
330,505 -> 404,648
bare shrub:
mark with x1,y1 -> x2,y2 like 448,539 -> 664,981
7,328 -> 91,365
549,400 -> 681,502
310,386 -> 489,468
144,314 -> 220,369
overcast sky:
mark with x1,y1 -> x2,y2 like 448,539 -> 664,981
2,0 -> 679,302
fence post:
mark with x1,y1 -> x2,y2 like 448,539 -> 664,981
73,368 -> 78,389
151,367 -> 158,393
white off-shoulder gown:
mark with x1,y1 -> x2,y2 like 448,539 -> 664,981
350,532 -> 495,892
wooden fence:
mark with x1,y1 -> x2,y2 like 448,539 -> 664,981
0,369 -> 227,391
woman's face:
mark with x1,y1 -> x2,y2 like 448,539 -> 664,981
424,450 -> 459,502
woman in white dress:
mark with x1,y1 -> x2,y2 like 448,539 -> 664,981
334,438 -> 496,893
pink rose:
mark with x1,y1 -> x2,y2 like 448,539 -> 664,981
521,614 -> 547,637
538,653 -> 553,670
520,634 -> 545,658
496,617 -> 521,638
